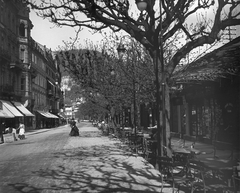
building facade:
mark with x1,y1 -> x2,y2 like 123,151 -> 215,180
0,0 -> 63,130
30,40 -> 62,129
171,37 -> 240,148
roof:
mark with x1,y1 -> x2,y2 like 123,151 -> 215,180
172,37 -> 240,84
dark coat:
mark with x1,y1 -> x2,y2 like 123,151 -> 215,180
69,125 -> 79,136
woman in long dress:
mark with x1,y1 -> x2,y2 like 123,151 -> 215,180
18,122 -> 25,140
69,121 -> 79,136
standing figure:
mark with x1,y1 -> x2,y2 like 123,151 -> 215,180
5,127 -> 18,141
69,121 -> 79,136
0,121 -> 5,144
18,122 -> 25,140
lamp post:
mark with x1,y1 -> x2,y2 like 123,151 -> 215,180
135,0 -> 165,156
117,43 -> 138,147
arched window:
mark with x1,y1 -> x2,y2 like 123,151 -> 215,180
19,22 -> 25,37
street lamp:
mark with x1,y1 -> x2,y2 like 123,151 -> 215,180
135,0 -> 148,12
117,42 -> 138,147
117,44 -> 126,58
135,0 -> 165,156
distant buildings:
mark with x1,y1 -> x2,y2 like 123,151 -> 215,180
0,0 -> 64,130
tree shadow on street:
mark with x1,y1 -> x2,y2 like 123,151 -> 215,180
8,144 -> 176,193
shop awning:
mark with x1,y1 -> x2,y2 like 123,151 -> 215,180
45,112 -> 59,119
172,36 -> 240,84
0,100 -> 23,117
58,113 -> 65,119
13,102 -> 35,117
37,111 -> 58,119
0,101 -> 15,118
37,111 -> 49,118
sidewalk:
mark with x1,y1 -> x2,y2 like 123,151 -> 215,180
53,125 -> 186,193
2,125 -> 66,143
2,124 -> 185,192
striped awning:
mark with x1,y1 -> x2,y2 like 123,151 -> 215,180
0,101 -> 14,118
37,111 -> 49,118
45,112 -> 59,119
37,111 -> 58,119
0,100 -> 23,117
13,102 -> 34,117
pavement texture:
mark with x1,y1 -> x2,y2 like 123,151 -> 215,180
2,124 -> 184,193
3,123 -> 238,192
47,125 -> 179,193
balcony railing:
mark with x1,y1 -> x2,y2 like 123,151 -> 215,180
10,62 -> 23,71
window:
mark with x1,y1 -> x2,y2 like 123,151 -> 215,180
20,48 -> 25,62
20,76 -> 25,90
19,22 -> 25,37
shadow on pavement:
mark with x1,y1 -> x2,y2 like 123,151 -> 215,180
8,144 -> 177,193
8,183 -> 43,193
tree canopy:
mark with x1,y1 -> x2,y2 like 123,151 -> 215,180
56,36 -> 157,124
28,0 -> 240,82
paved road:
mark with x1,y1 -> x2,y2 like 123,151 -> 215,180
0,122 -> 182,193
0,123 -> 72,193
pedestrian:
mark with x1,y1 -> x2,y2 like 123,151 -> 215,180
17,121 -> 25,140
0,121 -> 5,144
5,127 -> 18,141
69,121 -> 79,136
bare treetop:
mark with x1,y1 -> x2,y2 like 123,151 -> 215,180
27,0 -> 240,77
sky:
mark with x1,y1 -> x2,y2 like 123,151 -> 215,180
29,2 -> 240,52
29,11 -> 105,51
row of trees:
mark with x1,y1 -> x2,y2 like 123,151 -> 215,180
28,0 -> 240,156
57,34 -> 156,125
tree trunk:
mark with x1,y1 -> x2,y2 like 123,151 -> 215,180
164,84 -> 171,155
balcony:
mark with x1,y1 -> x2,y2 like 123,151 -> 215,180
55,93 -> 60,100
48,90 -> 53,96
10,62 -> 23,72
30,68 -> 37,79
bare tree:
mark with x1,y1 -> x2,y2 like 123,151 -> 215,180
27,0 -> 240,156
57,35 -> 156,131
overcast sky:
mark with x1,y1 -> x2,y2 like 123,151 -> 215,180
29,3 -> 239,52
29,11 -> 105,51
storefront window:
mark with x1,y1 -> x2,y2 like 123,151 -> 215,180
190,99 -> 222,140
